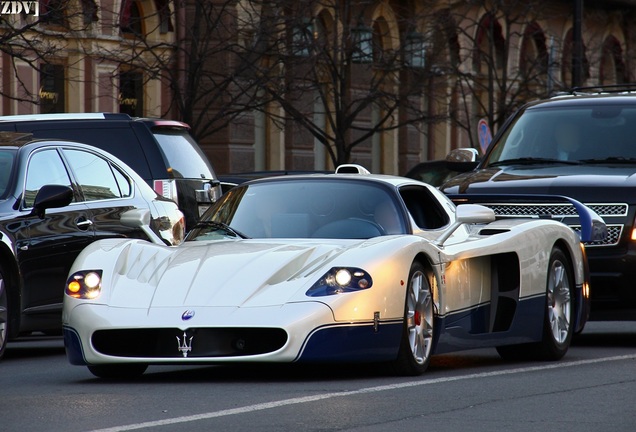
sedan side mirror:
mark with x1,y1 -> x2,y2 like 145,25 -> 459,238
445,148 -> 480,172
31,185 -> 73,218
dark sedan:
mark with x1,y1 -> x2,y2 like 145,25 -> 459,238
0,132 -> 184,359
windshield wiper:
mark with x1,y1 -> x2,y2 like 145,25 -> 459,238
489,157 -> 580,167
579,157 -> 636,164
192,221 -> 250,239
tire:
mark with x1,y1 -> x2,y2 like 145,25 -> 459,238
390,262 -> 434,376
497,247 -> 574,361
87,364 -> 148,380
0,266 -> 8,360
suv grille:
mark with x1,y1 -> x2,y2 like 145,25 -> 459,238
483,203 -> 627,247
486,203 -> 627,218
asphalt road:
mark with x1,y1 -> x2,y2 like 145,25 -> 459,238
1,321 -> 634,432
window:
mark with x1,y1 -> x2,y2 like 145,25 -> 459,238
119,71 -> 144,116
39,64 -> 66,113
80,0 -> 98,26
121,0 -> 143,36
24,149 -> 73,208
155,0 -> 173,33
63,149 -> 127,201
41,0 -> 67,27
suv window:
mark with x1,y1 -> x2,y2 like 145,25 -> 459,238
26,126 -> 153,180
63,149 -> 130,201
152,131 -> 216,179
486,105 -> 636,164
24,149 -> 73,208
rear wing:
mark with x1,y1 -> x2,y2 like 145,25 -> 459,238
446,194 -> 607,243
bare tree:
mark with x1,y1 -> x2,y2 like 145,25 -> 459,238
234,0 -> 442,167
441,0 -> 565,150
0,0 -> 96,106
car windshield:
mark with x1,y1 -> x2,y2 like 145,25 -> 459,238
0,149 -> 16,199
484,104 -> 636,166
186,179 -> 406,240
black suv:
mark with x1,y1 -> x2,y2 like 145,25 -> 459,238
440,86 -> 636,320
0,113 -> 221,231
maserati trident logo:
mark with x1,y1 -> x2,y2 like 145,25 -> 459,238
176,332 -> 193,357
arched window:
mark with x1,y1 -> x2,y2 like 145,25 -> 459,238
80,0 -> 98,25
473,14 -> 505,74
600,36 -> 625,85
121,0 -> 144,37
41,0 -> 67,27
155,0 -> 173,33
472,14 -> 505,124
519,22 -> 548,96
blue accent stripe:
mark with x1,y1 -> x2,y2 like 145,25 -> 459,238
434,295 -> 545,354
296,321 -> 402,363
63,326 -> 87,365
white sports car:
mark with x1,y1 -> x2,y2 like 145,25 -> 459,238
62,165 -> 605,378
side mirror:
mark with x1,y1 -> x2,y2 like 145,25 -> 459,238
435,204 -> 495,246
31,185 -> 73,218
455,204 -> 496,224
445,148 -> 480,172
120,208 -> 167,245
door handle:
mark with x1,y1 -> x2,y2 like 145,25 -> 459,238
76,219 -> 93,230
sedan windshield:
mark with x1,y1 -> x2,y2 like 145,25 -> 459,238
484,105 -> 636,166
187,179 -> 406,240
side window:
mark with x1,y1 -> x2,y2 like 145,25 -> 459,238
399,186 -> 450,230
112,165 -> 132,197
24,149 -> 73,208
63,149 -> 123,201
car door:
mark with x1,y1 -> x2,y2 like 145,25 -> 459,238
61,148 -> 148,242
18,148 -> 95,321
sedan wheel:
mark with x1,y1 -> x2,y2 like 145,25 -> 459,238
0,268 -> 7,359
390,262 -> 434,376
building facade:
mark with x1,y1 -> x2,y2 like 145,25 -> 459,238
1,0 -> 635,176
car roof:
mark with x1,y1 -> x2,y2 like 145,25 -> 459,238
524,91 -> 636,111
239,168 -> 431,190
0,112 -> 190,130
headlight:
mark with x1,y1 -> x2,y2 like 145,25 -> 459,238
306,267 -> 373,297
66,270 -> 103,299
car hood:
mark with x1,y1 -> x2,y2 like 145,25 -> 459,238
441,164 -> 636,202
96,238 -> 372,309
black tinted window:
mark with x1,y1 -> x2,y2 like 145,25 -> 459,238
26,126 -> 152,180
153,131 -> 216,179
24,149 -> 73,208
486,105 -> 636,164
194,179 -> 405,239
0,150 -> 15,199
63,149 -> 123,201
